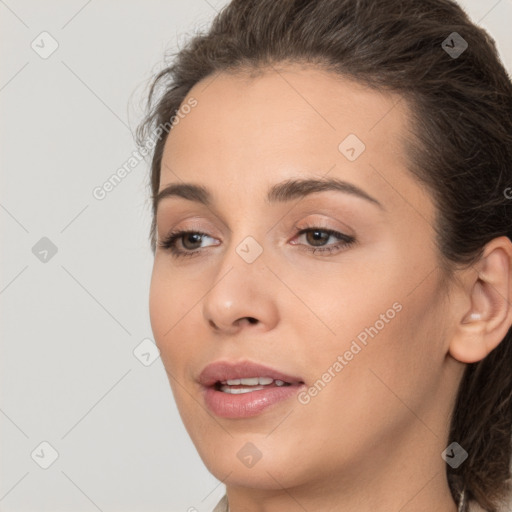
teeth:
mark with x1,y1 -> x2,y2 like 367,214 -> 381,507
224,377 -> 276,386
256,377 -> 274,385
218,376 -> 292,393
239,377 -> 258,385
220,385 -> 266,394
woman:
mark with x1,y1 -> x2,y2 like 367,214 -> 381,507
137,0 -> 512,510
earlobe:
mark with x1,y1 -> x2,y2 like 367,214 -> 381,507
450,305 -> 488,363
449,237 -> 512,364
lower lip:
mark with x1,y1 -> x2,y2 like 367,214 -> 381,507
203,384 -> 304,418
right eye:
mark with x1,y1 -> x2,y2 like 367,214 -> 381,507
157,230 -> 219,258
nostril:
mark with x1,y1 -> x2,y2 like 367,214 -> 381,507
246,317 -> 258,324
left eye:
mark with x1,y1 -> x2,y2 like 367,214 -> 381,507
295,228 -> 344,246
291,227 -> 356,255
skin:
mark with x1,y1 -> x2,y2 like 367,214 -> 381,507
149,63 -> 512,512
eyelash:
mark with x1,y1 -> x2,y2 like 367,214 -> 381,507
157,225 -> 356,259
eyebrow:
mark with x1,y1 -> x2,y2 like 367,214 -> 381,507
155,177 -> 384,211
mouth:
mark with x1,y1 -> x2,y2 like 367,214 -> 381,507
213,376 -> 295,394
198,360 -> 305,418
199,360 -> 305,389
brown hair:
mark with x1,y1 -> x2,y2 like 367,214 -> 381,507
136,0 -> 512,509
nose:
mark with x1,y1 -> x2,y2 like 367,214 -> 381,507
201,244 -> 280,336
208,314 -> 259,332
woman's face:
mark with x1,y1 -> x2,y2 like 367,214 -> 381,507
149,64 -> 462,493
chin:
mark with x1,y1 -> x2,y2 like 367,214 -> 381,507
195,440 -> 312,490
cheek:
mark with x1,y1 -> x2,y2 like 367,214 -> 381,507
274,247 -> 404,350
296,257 -> 446,421
148,268 -> 198,416
148,262 -> 190,363
148,259 -> 216,398
149,258 -> 199,336
148,267 -> 170,342
287,300 -> 443,475
328,277 -> 446,426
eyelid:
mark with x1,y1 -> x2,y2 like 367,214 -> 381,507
290,216 -> 355,239
157,217 -> 220,242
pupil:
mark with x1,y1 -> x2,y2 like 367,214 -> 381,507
307,230 -> 328,246
183,233 -> 202,249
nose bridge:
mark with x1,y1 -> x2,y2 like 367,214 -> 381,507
201,226 -> 277,333
219,211 -> 268,270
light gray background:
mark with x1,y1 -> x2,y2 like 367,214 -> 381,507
1,1 -> 511,511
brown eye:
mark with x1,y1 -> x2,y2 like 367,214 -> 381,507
305,229 -> 331,246
157,230 -> 218,258
292,227 -> 356,256
181,233 -> 204,250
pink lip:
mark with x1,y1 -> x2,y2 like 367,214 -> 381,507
198,360 -> 305,418
198,360 -> 304,387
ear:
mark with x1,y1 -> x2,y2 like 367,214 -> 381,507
449,236 -> 512,364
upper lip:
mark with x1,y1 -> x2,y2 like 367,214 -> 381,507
198,360 -> 304,387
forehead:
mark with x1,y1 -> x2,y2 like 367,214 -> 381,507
165,63 -> 409,155
159,64 -> 432,222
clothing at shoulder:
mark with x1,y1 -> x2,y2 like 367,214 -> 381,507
212,494 -> 229,512
212,494 -> 492,511
467,501 -> 486,512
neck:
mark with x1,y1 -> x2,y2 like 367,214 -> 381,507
225,470 -> 458,512
224,422 -> 459,512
